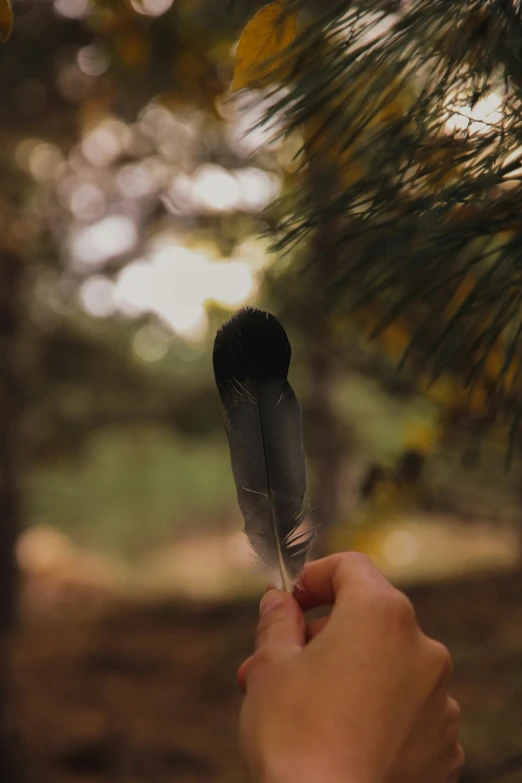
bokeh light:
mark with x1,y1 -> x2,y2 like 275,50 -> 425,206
69,183 -> 107,221
77,44 -> 111,77
70,215 -> 138,266
193,164 -> 241,212
445,91 -> 504,135
81,119 -> 131,167
79,276 -> 116,318
112,244 -> 258,340
53,0 -> 90,19
133,325 -> 170,362
130,0 -> 173,16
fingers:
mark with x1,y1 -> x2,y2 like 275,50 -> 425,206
446,697 -> 461,724
423,694 -> 463,783
305,615 -> 329,642
427,743 -> 465,783
237,655 -> 252,693
451,743 -> 465,780
423,637 -> 453,691
239,553 -> 401,693
441,697 -> 464,782
292,554 -> 343,610
238,612 -> 330,690
436,730 -> 464,783
293,552 -> 392,612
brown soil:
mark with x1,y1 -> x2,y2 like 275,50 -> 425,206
6,568 -> 522,783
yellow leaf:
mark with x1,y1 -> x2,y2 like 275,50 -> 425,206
377,320 -> 410,360
232,3 -> 297,92
0,0 -> 12,42
403,423 -> 439,453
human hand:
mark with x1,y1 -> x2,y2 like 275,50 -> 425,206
237,553 -> 464,783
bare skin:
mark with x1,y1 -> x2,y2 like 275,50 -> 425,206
237,552 -> 464,783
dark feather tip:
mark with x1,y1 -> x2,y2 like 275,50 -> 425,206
213,307 -> 291,387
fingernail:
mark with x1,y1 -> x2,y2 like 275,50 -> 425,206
260,589 -> 284,617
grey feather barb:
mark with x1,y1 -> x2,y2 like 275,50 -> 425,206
213,306 -> 314,592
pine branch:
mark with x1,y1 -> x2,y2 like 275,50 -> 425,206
263,0 -> 522,441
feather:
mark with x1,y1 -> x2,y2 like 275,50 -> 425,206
213,306 -> 314,592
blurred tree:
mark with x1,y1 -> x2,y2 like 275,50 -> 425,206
0,242 -> 22,782
0,0 -> 280,773
1,0 -> 281,465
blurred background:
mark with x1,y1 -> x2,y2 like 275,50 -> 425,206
0,0 -> 521,780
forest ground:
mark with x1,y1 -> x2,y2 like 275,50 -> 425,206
7,567 -> 522,783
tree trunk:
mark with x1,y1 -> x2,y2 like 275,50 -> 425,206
306,339 -> 346,556
0,249 -> 23,782
301,150 -> 352,555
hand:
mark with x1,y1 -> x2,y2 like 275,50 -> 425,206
237,552 -> 464,783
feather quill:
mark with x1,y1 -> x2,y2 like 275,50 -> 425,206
213,307 -> 314,592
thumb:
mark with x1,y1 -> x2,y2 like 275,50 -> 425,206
238,589 -> 305,692
255,589 -> 306,651
239,589 -> 305,691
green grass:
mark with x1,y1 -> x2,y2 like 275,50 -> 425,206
25,373 -> 521,566
26,426 -> 236,559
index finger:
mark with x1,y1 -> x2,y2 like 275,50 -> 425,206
293,552 -> 392,612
